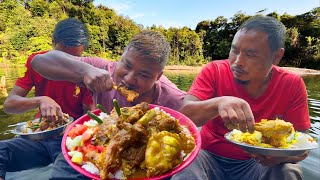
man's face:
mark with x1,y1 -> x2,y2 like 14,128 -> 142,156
229,29 -> 275,85
114,48 -> 163,97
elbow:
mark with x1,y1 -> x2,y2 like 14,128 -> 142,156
3,99 -> 12,114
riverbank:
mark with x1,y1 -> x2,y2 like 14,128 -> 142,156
164,65 -> 320,76
1,64 -> 320,76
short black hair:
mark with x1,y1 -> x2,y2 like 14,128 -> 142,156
53,18 -> 89,49
238,16 -> 286,53
126,30 -> 170,70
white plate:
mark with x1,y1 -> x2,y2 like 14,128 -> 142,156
10,117 -> 73,141
224,132 -> 318,156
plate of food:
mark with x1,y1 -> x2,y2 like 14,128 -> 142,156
225,119 -> 319,156
10,113 -> 73,141
61,102 -> 201,180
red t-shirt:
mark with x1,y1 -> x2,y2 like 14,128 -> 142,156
189,60 -> 310,160
15,51 -> 93,119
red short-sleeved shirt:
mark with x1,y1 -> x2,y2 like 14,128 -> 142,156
16,51 -> 93,119
189,60 -> 310,160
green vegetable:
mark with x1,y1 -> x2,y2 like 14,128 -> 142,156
96,104 -> 107,114
137,109 -> 156,125
87,111 -> 103,124
39,114 -> 43,123
113,99 -> 121,116
29,124 -> 40,129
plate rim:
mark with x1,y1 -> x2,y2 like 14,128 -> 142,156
11,116 -> 74,135
224,131 -> 319,152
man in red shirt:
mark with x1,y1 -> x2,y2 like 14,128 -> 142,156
172,16 -> 310,180
0,18 -> 94,180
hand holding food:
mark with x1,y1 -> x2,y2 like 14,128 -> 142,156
39,96 -> 64,122
218,96 -> 255,133
83,68 -> 114,93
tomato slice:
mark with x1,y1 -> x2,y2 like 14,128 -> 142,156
68,125 -> 88,138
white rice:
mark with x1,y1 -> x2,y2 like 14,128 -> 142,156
82,162 -> 99,175
291,132 -> 318,148
108,170 -> 125,179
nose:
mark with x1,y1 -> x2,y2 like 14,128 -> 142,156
234,53 -> 244,66
124,71 -> 136,86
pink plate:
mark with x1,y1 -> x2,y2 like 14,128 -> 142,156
62,104 -> 201,180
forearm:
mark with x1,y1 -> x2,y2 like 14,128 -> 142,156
3,95 -> 43,114
180,97 -> 223,126
31,50 -> 94,83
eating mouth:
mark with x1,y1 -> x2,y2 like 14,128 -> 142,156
231,66 -> 247,75
119,82 -> 135,91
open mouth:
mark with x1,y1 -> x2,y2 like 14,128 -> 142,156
231,67 -> 246,75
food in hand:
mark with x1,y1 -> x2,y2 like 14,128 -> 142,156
228,119 -> 318,148
66,102 -> 196,179
113,84 -> 139,102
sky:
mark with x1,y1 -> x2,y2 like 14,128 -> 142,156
94,0 -> 319,29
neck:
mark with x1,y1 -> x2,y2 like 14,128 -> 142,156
133,85 -> 156,105
244,70 -> 273,98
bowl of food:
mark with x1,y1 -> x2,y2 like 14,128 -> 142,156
225,119 -> 319,156
10,114 -> 73,141
62,102 -> 201,180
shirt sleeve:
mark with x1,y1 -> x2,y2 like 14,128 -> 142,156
284,76 -> 311,131
15,54 -> 36,90
188,63 -> 216,100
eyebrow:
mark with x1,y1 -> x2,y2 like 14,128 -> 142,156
124,58 -> 153,75
245,49 -> 258,54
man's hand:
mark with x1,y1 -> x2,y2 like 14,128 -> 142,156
39,96 -> 64,122
251,152 -> 309,166
83,68 -> 113,93
218,96 -> 255,132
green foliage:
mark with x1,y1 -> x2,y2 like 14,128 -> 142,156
0,1 -> 318,69
29,0 -> 49,17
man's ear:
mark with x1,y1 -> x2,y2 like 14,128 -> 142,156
272,48 -> 284,65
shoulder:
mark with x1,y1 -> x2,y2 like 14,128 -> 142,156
80,57 -> 116,70
273,66 -> 303,83
156,75 -> 186,110
26,51 -> 49,66
272,66 -> 306,93
158,75 -> 185,94
202,59 -> 230,73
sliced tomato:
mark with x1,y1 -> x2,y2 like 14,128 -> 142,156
67,127 -> 78,138
74,125 -> 88,135
68,125 -> 89,139
96,145 -> 105,153
82,144 -> 99,155
82,130 -> 94,142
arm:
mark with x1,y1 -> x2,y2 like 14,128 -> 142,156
31,50 -> 113,93
180,94 -> 255,132
3,85 -> 63,121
